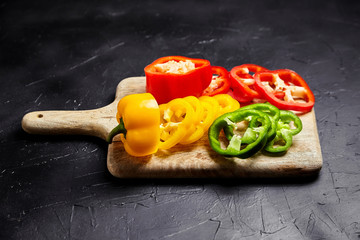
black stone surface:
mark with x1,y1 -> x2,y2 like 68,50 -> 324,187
1,0 -> 360,239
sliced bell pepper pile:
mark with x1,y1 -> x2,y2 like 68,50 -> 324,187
107,93 -> 160,157
226,87 -> 254,104
264,110 -> 302,153
229,64 -> 269,99
198,95 -> 220,114
202,66 -> 231,96
253,69 -> 315,112
145,56 -> 212,104
179,96 -> 206,145
234,103 -> 280,142
159,94 -> 240,148
229,64 -> 288,103
208,103 -> 303,157
213,94 -> 240,117
208,109 -> 271,159
159,98 -> 195,149
110,57 -> 313,158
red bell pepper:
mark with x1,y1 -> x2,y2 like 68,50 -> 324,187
202,66 -> 231,96
229,64 -> 269,99
145,56 -> 212,104
253,69 -> 315,112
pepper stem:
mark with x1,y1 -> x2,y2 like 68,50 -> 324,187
107,118 -> 127,143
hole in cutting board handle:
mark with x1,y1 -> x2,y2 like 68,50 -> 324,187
38,114 -> 43,118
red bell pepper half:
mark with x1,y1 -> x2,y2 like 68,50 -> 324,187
229,64 -> 269,99
145,56 -> 212,104
202,66 -> 231,96
253,69 -> 315,112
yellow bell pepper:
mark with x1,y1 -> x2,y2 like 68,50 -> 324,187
213,94 -> 240,116
180,98 -> 217,145
107,93 -> 160,157
179,96 -> 205,144
159,98 -> 195,149
198,95 -> 220,116
198,100 -> 216,131
160,94 -> 240,147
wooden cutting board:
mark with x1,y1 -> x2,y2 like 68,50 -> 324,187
22,77 -> 323,178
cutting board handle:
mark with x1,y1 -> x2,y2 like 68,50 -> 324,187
22,103 -> 118,141
21,77 -> 146,142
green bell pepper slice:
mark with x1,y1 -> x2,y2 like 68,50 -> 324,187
239,103 -> 280,142
208,109 -> 271,159
264,110 -> 302,153
224,103 -> 280,144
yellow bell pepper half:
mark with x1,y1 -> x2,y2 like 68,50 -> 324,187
107,93 -> 160,157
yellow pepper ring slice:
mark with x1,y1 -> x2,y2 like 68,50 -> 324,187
179,96 -> 205,144
179,97 -> 203,144
158,104 -> 172,141
213,94 -> 240,116
198,100 -> 216,131
182,96 -> 204,123
179,125 -> 204,145
180,98 -> 217,145
199,95 -> 220,117
158,98 -> 195,150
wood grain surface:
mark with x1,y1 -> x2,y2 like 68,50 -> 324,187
21,80 -> 127,140
107,77 -> 323,178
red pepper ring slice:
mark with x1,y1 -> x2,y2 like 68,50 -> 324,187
253,69 -> 315,112
229,64 -> 269,99
226,88 -> 253,103
145,56 -> 212,104
202,66 -> 231,96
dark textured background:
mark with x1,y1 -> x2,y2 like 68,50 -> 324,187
1,0 -> 360,239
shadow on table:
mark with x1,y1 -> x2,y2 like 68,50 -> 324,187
16,128 -> 320,187
106,171 -> 320,187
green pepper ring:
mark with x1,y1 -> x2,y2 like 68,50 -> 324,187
208,109 -> 271,159
264,110 -> 302,153
236,103 -> 280,143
